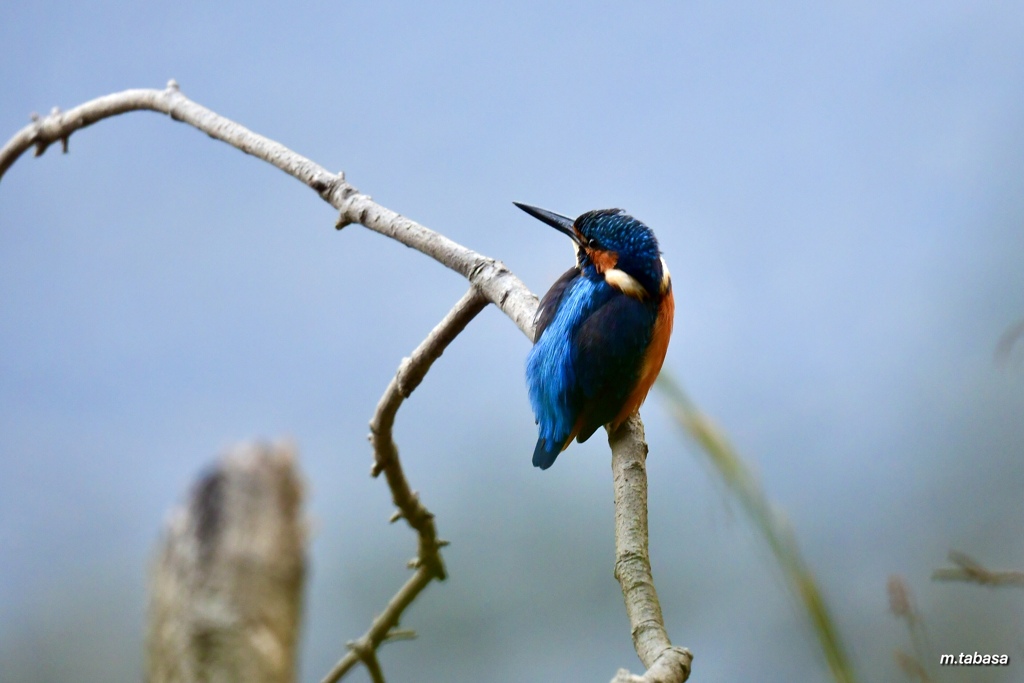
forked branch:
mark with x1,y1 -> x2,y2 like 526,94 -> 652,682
321,287 -> 488,683
2,82 -> 688,683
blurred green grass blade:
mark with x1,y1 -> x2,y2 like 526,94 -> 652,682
655,371 -> 857,683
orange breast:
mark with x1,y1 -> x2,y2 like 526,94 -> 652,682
612,287 -> 675,428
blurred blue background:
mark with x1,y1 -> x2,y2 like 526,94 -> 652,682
2,2 -> 1023,681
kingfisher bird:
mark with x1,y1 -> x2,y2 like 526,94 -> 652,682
516,202 -> 674,470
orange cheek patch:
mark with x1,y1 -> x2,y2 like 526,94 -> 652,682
588,249 -> 619,273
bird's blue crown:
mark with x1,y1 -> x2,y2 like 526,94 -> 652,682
574,209 -> 664,296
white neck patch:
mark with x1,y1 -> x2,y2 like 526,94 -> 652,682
604,268 -> 647,299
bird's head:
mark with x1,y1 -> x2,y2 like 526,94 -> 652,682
514,202 -> 670,300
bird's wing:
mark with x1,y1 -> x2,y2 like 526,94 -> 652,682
571,290 -> 658,442
534,267 -> 580,341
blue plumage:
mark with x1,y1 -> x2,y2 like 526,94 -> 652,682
516,203 -> 674,469
527,274 -> 609,467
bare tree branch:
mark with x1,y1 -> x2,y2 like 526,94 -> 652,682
146,442 -> 306,683
370,287 -> 488,577
322,287 -> 488,683
0,81 -> 538,338
933,551 -> 1024,587
3,82 -> 688,682
609,415 -> 692,683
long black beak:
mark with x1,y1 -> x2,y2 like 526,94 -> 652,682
513,202 -> 581,246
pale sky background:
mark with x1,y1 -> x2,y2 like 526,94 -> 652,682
2,2 -> 1024,682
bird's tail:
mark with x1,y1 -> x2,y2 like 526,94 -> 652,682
532,437 -> 561,470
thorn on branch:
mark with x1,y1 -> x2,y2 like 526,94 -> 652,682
344,636 -> 373,661
389,509 -> 403,524
933,550 -> 1024,587
382,628 -> 417,644
332,172 -> 361,229
165,88 -> 184,121
345,637 -> 386,683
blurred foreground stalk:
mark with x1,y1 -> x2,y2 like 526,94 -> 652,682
656,373 -> 856,683
146,442 -> 307,683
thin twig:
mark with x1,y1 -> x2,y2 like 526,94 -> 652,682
933,551 -> 1024,587
371,287 -> 488,578
321,288 -> 488,683
887,576 -> 933,683
893,649 -> 932,683
323,568 -> 434,683
656,373 -> 855,683
346,636 -> 386,683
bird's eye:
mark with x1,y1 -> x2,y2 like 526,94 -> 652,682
587,237 -> 598,249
